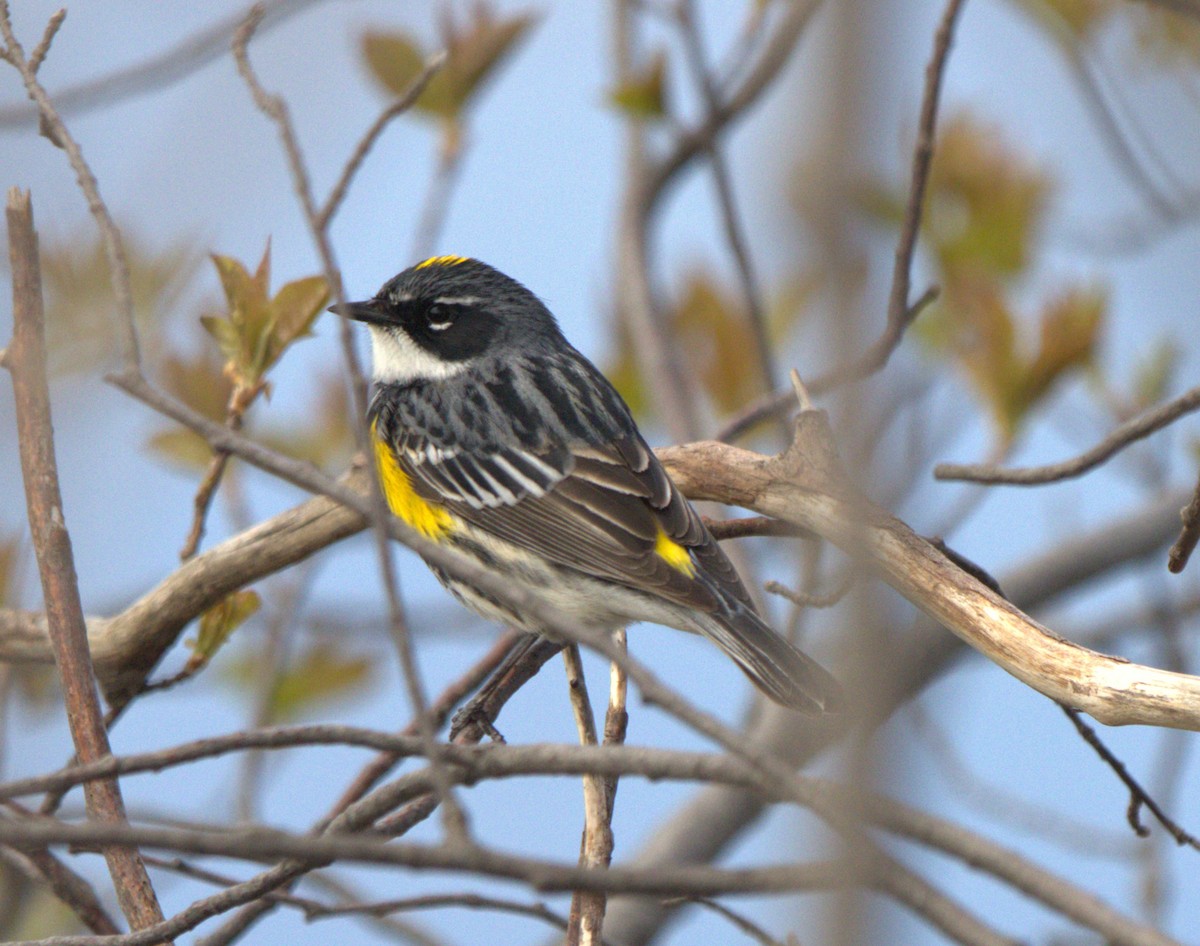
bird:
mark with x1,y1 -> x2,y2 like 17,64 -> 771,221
332,255 -> 840,714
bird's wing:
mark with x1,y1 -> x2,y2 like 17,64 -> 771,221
393,428 -> 753,618
389,424 -> 842,714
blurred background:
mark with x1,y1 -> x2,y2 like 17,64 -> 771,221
2,1 -> 1200,943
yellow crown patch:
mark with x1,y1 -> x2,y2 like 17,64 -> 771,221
415,255 -> 470,270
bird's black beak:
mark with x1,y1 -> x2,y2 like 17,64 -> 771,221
328,299 -> 387,325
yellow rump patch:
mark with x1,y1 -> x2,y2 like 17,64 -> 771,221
415,255 -> 470,270
371,422 -> 453,539
654,530 -> 695,577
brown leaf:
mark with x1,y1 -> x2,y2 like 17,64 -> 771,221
362,5 -> 537,120
926,114 -> 1053,280
671,272 -> 759,414
1022,285 -> 1105,407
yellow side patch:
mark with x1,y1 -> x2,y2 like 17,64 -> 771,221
371,422 -> 453,539
415,255 -> 470,270
655,529 -> 695,577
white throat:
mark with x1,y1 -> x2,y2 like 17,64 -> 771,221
368,326 -> 469,383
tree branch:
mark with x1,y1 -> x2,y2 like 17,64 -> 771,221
5,188 -> 167,934
659,413 -> 1200,730
935,383 -> 1200,485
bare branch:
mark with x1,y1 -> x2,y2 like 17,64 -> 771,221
5,188 -> 166,933
715,289 -> 938,443
704,515 -> 808,541
642,0 -> 825,210
27,8 -> 65,75
666,897 -> 792,946
1167,468 -> 1200,574
231,3 -> 466,844
864,0 -> 964,380
935,383 -> 1200,485
563,645 -> 610,945
316,51 -> 447,231
0,0 -> 325,127
603,484 -> 1192,944
715,0 -> 966,436
764,572 -> 855,610
869,857 -> 1019,946
676,0 -> 779,398
659,417 -> 1200,731
0,816 -> 855,897
1061,704 -> 1200,850
0,813 -> 121,934
306,890 -> 573,938
0,5 -> 141,372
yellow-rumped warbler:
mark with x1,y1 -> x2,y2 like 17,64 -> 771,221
333,256 -> 840,714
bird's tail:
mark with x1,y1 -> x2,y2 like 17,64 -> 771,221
697,608 -> 841,715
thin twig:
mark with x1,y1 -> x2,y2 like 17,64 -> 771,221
0,812 -> 121,934
715,289 -> 938,443
642,0 -> 824,211
618,0 -> 824,443
141,855 -> 442,946
179,382 -> 260,560
935,383 -> 1200,485
713,0 -> 964,439
1167,467 -> 1200,574
193,636 -> 525,946
307,891 -> 573,936
664,896 -> 793,946
0,738 -> 1184,946
316,51 -> 446,231
677,0 -> 779,399
231,4 -> 467,844
0,817 -> 857,896
855,0 -> 965,380
0,2 -> 142,372
563,644 -> 607,945
27,8 -> 65,75
1061,704 -> 1200,851
908,705 -> 1132,859
0,0 -> 325,127
703,515 -> 808,541
765,572 -> 854,610
6,188 -> 167,934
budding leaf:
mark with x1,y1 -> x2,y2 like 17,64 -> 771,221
609,50 -> 668,120
204,243 -> 328,388
187,589 -> 261,669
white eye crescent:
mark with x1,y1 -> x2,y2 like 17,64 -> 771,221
428,304 -> 453,331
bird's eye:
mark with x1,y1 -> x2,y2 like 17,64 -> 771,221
427,303 -> 454,332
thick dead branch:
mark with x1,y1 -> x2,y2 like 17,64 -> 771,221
4,409 -> 1199,731
659,412 -> 1200,730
